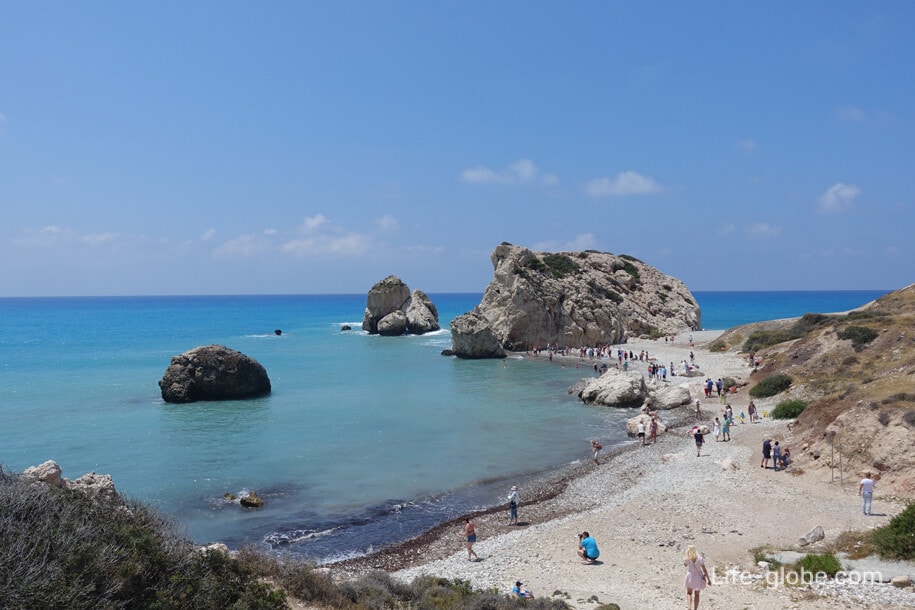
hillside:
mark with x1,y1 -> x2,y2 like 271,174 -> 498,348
713,284 -> 915,497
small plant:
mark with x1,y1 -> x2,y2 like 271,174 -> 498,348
794,553 -> 842,578
842,355 -> 859,366
541,253 -> 581,278
743,329 -> 792,352
708,339 -> 726,352
904,410 -> 915,428
838,325 -> 879,348
881,392 -> 915,404
771,399 -> 807,419
749,374 -> 793,398
878,411 -> 892,426
872,503 -> 915,561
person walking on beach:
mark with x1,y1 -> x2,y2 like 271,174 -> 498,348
713,418 -> 721,442
637,421 -> 646,446
507,485 -> 519,525
577,531 -> 600,564
772,441 -> 782,470
683,544 -> 711,610
693,428 -> 704,457
860,472 -> 875,515
463,518 -> 479,561
761,439 -> 772,468
591,439 -> 602,464
720,416 -> 730,442
649,416 -> 659,444
748,401 -> 757,423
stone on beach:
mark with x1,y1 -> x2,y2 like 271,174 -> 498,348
646,383 -> 692,409
626,413 -> 667,437
578,369 -> 647,407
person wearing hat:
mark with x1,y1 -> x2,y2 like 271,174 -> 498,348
512,580 -> 533,598
507,485 -> 520,525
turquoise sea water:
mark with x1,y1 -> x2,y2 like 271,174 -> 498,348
0,290 -> 889,561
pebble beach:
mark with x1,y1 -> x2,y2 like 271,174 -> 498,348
338,331 -> 915,609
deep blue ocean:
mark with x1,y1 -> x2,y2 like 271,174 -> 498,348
0,290 -> 888,562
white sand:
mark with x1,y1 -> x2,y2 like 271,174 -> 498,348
392,332 -> 915,609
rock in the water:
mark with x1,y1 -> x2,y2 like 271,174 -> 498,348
455,243 -> 700,351
579,370 -> 647,407
240,491 -> 263,508
341,324 -> 352,331
377,310 -> 408,336
274,329 -> 282,336
362,276 -> 439,335
450,309 -> 506,359
158,344 -> 271,403
799,525 -> 825,546
404,290 -> 440,334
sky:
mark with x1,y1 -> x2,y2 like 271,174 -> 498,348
1,2 -> 913,296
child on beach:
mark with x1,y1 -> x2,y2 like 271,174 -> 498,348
591,439 -> 602,464
713,418 -> 721,442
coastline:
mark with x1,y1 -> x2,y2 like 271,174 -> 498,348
333,332 -> 915,609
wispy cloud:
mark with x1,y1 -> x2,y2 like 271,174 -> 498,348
461,159 -> 558,186
201,228 -> 216,241
735,138 -> 757,153
0,111 -> 7,136
584,171 -> 663,197
532,233 -> 597,252
819,182 -> 860,213
746,223 -> 781,238
835,105 -> 866,122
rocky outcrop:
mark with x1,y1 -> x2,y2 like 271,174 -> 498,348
451,243 -> 700,354
240,491 -> 264,508
578,370 -> 647,407
626,413 -> 668,437
449,309 -> 506,359
21,460 -> 117,498
362,276 -> 440,335
158,345 -> 271,403
647,384 -> 692,410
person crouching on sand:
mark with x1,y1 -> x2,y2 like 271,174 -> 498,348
577,531 -> 600,564
684,544 -> 711,610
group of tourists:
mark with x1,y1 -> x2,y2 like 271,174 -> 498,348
760,438 -> 792,470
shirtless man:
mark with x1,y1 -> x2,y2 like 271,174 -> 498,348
463,518 -> 479,561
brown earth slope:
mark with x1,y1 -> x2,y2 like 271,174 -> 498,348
714,284 -> 915,497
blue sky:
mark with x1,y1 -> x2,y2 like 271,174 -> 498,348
1,2 -> 913,296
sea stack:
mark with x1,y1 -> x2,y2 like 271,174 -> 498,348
361,275 -> 440,336
158,344 -> 271,403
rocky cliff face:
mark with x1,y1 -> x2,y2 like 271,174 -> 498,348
453,244 -> 700,354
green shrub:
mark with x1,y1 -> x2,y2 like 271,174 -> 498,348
795,553 -> 842,578
743,329 -> 792,352
620,261 -> 640,280
771,399 -> 807,419
905,410 -> 915,428
838,325 -> 879,347
845,310 -> 888,321
708,339 -> 726,352
721,377 -> 737,391
872,503 -> 915,561
749,374 -> 793,398
541,253 -> 580,278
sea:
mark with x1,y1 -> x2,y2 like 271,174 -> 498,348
0,290 -> 889,563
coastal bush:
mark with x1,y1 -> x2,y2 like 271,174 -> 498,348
743,329 -> 792,353
881,392 -> 915,404
794,553 -> 842,578
771,399 -> 807,419
872,503 -> 915,561
525,257 -> 547,273
905,410 -> 915,428
541,253 -> 580,278
838,325 -> 879,348
845,310 -> 888,321
749,374 -> 793,398
620,261 -> 640,280
707,339 -> 726,352
721,377 -> 738,391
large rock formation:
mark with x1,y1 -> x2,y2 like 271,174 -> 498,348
158,345 -> 271,403
449,309 -> 506,359
362,276 -> 440,336
450,244 -> 701,355
577,369 -> 647,407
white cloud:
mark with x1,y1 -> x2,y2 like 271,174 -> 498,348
300,214 -> 329,232
718,223 -> 737,237
211,233 -> 270,258
375,215 -> 399,231
82,232 -> 118,246
532,233 -> 598,252
819,182 -> 860,213
201,228 -> 216,241
461,159 -> 557,186
746,223 -> 781,238
280,233 -> 372,257
735,138 -> 756,153
584,171 -> 663,197
836,105 -> 866,122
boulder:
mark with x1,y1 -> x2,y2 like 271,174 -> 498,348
158,345 -> 271,403
240,491 -> 264,508
891,575 -> 913,589
377,310 -> 408,336
362,277 -> 440,335
199,543 -> 230,555
626,413 -> 667,437
362,276 -> 411,334
68,472 -> 116,499
21,460 -> 64,488
798,525 -> 825,547
647,384 -> 692,410
404,290 -> 440,334
450,309 -> 506,359
579,369 -> 647,407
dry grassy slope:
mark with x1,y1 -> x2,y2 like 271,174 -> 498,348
716,284 -> 915,498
